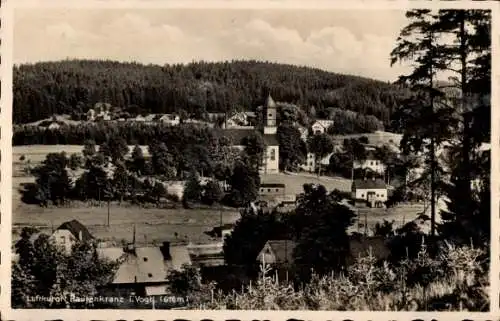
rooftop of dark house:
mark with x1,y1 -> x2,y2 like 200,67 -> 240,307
352,178 -> 387,190
57,219 -> 94,242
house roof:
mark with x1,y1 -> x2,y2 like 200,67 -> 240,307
261,183 -> 285,188
352,178 -> 387,190
166,245 -> 192,271
313,119 -> 334,129
223,128 -> 278,146
223,128 -> 256,145
263,134 -> 279,146
265,240 -> 297,264
97,245 -> 191,285
56,219 -> 94,241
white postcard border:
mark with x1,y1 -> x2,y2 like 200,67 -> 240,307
1,0 -> 499,320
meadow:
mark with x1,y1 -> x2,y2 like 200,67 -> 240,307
13,145 -> 150,164
12,145 -> 423,245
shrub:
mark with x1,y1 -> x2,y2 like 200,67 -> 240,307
183,242 -> 488,311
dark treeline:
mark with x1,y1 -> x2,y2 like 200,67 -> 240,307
13,122 -> 219,147
14,59 -> 409,125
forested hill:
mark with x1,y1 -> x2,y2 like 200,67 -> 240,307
14,59 -> 409,125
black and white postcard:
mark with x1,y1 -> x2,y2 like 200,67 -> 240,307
0,0 -> 498,320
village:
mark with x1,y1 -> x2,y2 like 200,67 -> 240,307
12,93 -> 445,309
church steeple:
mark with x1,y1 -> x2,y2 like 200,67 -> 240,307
263,94 -> 277,134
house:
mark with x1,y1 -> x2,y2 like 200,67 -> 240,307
143,114 -> 157,123
51,219 -> 94,254
353,151 -> 385,174
256,240 -> 296,265
87,109 -> 96,121
134,115 -> 146,122
311,120 -> 334,135
351,178 -> 388,208
159,114 -> 180,126
97,241 -> 191,296
300,151 -> 335,173
48,122 -> 61,130
259,183 -> 286,197
187,242 -> 225,267
225,111 -> 256,128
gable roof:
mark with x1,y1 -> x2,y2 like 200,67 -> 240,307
313,119 -> 334,129
223,129 -> 278,146
167,245 -> 192,271
264,240 -> 297,264
100,246 -> 168,284
352,178 -> 387,190
56,219 -> 93,241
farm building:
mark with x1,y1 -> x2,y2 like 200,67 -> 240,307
351,178 -> 388,208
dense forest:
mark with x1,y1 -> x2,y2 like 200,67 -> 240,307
13,59 -> 409,125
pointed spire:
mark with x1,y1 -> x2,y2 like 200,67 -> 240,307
265,93 -> 277,109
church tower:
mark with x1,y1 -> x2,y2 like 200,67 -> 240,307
263,94 -> 277,134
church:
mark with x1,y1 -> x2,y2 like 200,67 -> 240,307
223,94 -> 280,174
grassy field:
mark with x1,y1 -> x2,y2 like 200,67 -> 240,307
261,172 -> 352,194
12,201 -> 240,246
13,145 -> 150,164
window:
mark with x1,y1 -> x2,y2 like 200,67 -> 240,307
309,161 -> 313,166
268,113 -> 273,117
361,194 -> 364,197
270,148 -> 276,161
370,161 -> 374,166
268,189 -> 271,192
276,189 -> 279,192
260,188 -> 264,192
143,257 -> 148,262
148,273 -> 153,278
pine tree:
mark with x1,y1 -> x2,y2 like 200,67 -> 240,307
391,9 -> 457,237
434,10 -> 491,246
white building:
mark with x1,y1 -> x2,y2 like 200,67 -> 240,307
159,114 -> 180,126
311,120 -> 334,135
353,155 -> 385,174
50,219 -> 94,254
351,178 -> 388,207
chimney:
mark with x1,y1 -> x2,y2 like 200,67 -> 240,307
78,230 -> 83,241
160,241 -> 171,260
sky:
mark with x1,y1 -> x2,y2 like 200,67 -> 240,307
14,8 -> 413,82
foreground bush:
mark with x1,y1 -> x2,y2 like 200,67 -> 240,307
187,242 -> 488,311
